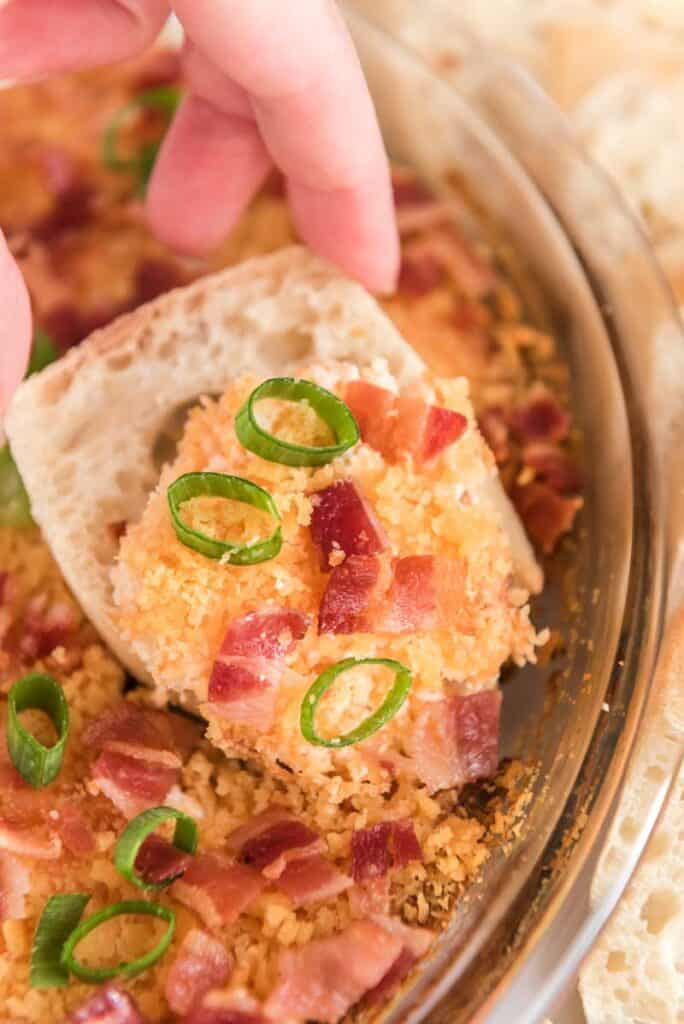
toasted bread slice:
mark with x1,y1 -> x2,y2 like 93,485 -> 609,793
6,246 -> 541,682
579,605 -> 684,1024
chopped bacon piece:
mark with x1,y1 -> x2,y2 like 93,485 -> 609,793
68,985 -> 146,1024
56,804 -> 95,858
134,833 -> 192,886
133,259 -> 183,305
41,302 -> 85,351
310,480 -> 387,570
0,572 -> 9,606
92,748 -> 178,819
180,990 -> 266,1024
318,554 -> 383,635
351,820 -> 422,885
218,610 -> 309,659
0,851 -> 30,921
478,406 -> 510,464
522,442 -> 583,494
508,384 -> 570,444
276,855 -> 353,907
363,917 -> 433,1008
512,482 -> 582,554
349,875 -> 391,917
0,819 -> 62,860
406,690 -> 502,793
165,929 -> 232,1015
83,701 -> 199,759
227,806 -> 323,880
172,853 -> 265,931
345,382 -> 466,465
398,253 -> 444,296
207,610 -> 309,730
320,553 -> 471,636
20,596 -> 76,659
264,920 -> 403,1024
32,182 -> 94,242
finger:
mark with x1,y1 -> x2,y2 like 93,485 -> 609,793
0,234 -> 33,416
171,0 -> 398,291
146,92 -> 272,255
0,0 -> 169,78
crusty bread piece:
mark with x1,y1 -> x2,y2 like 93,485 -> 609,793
579,605 -> 684,1024
5,245 -> 540,681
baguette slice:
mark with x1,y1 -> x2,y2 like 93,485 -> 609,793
579,605 -> 684,1024
5,246 -> 540,682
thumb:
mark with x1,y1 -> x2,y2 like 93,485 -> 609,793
0,234 -> 33,417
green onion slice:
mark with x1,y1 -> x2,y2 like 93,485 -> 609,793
27,328 -> 58,377
0,445 -> 32,529
61,900 -> 175,983
31,893 -> 90,988
7,673 -> 69,787
167,472 -> 282,564
235,378 -> 360,467
102,85 -> 181,193
300,657 -> 412,748
115,806 -> 198,890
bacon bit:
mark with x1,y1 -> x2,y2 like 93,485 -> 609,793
0,573 -> 10,607
351,820 -> 422,885
83,701 -> 199,759
512,481 -> 582,554
310,480 -> 388,570
376,555 -> 437,632
227,806 -> 323,880
406,689 -> 501,793
277,854 -> 353,907
56,804 -> 95,858
478,406 -> 510,464
134,833 -> 192,886
20,597 -> 76,659
172,854 -> 265,931
92,749 -> 178,819
264,920 -> 403,1024
207,659 -> 279,732
0,851 -> 30,921
349,875 -> 391,917
318,554 -> 383,635
32,181 -> 94,242
165,929 -> 232,1016
0,819 -> 62,860
508,383 -> 571,444
363,917 -> 433,1008
398,253 -> 444,296
345,382 -> 466,465
68,985 -> 147,1024
133,259 -> 183,305
41,302 -> 84,351
180,990 -> 266,1024
522,442 -> 583,493
134,49 -> 182,90
218,610 -> 310,659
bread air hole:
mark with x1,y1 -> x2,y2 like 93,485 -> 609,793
640,888 -> 681,935
152,396 -> 218,472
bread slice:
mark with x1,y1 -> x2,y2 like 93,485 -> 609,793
5,245 -> 540,682
579,605 -> 684,1024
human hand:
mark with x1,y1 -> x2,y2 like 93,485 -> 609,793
0,0 -> 399,410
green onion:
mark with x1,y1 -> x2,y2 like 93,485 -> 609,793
61,900 -> 175,982
115,806 -> 198,891
27,328 -> 58,377
0,445 -> 32,528
7,673 -> 69,787
102,85 -> 181,194
167,472 -> 282,564
235,378 -> 360,467
30,893 -> 90,988
300,657 -> 412,748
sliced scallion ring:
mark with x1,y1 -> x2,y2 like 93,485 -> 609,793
167,472 -> 282,564
102,85 -> 181,193
30,893 -> 90,988
7,673 -> 69,787
60,900 -> 175,982
27,328 -> 58,377
115,806 -> 198,890
235,378 -> 360,467
300,657 -> 412,748
0,445 -> 32,528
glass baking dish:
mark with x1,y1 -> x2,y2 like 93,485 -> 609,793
337,3 -> 684,1021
